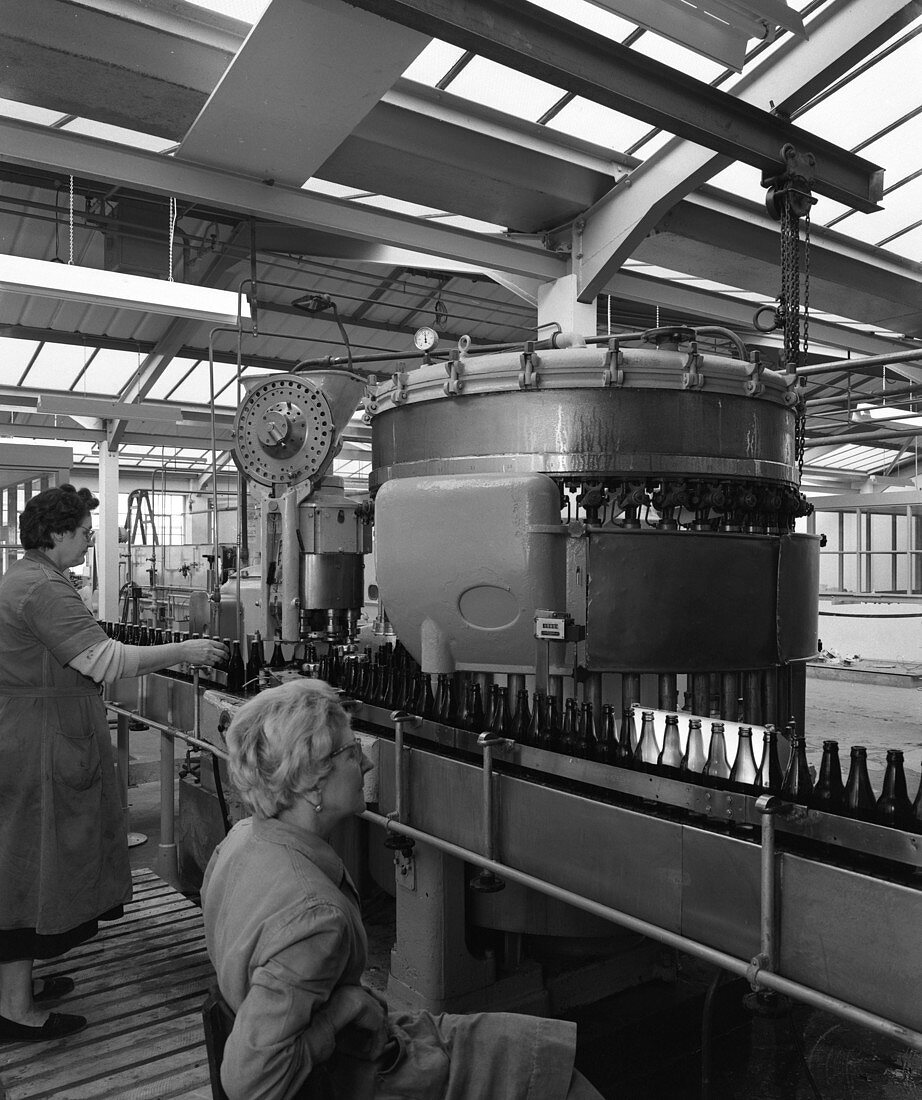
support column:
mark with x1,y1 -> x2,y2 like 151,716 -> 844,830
536,274 -> 596,340
98,444 -> 121,621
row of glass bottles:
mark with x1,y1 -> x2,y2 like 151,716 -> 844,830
97,621 -> 327,696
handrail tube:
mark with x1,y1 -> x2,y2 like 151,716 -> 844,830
104,701 -> 229,760
361,809 -> 922,1051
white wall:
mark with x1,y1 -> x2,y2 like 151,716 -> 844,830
818,598 -> 922,661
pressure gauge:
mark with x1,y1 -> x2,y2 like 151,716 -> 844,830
413,326 -> 440,352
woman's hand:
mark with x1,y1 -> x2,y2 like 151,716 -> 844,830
181,638 -> 228,667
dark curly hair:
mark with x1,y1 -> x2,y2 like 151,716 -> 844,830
20,484 -> 99,550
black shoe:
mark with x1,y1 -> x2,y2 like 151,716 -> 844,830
33,975 -> 75,1003
0,1012 -> 87,1043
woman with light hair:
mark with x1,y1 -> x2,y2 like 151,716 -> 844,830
202,678 -> 603,1100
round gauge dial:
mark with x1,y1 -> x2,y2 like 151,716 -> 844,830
413,326 -> 440,352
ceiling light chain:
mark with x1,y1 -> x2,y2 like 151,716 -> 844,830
68,175 -> 74,266
168,197 -> 177,282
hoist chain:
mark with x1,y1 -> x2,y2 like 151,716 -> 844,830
778,192 -> 811,485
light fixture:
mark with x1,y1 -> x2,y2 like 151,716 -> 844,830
0,254 -> 250,325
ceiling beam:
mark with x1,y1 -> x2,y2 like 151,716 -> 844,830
0,118 -> 565,281
345,0 -> 882,211
573,0 -> 913,301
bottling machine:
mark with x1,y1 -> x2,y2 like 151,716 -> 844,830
111,324 -> 922,1049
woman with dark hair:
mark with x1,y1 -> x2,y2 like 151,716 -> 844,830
0,484 -> 227,1043
202,678 -> 603,1100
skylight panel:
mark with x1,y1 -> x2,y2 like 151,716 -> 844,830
144,358 -> 203,402
425,214 -> 509,234
444,57 -> 563,121
528,0 -> 637,39
630,30 -> 727,84
75,348 -> 142,395
0,338 -> 39,384
835,175 -> 922,247
883,223 -> 922,260
22,342 -> 89,390
626,130 -> 672,158
0,98 -> 66,126
355,195 -> 446,218
859,112 -> 922,169
545,98 -> 654,153
401,41 -> 468,85
303,178 -> 370,199
169,362 -> 238,405
61,118 -> 174,153
796,36 -> 922,149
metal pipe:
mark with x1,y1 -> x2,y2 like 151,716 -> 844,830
756,795 -> 783,972
622,672 -> 641,713
797,347 -> 922,377
362,810 -> 922,1051
743,671 -> 763,726
105,704 -> 229,760
720,673 -> 740,722
657,673 -> 677,712
804,426 -> 922,446
389,710 -> 420,825
208,325 -> 241,635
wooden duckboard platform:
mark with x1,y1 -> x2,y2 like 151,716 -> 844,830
0,869 -> 215,1100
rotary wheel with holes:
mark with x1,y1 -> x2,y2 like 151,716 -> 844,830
233,374 -> 335,486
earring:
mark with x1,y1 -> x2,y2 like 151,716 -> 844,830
312,796 -> 323,814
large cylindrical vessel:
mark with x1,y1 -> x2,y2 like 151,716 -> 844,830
368,331 -> 818,726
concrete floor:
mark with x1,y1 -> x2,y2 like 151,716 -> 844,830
117,671 -> 922,1100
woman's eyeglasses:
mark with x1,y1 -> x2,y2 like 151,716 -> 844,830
78,525 -> 95,542
328,738 -> 364,764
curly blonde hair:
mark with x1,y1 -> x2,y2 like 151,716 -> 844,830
225,678 -> 350,817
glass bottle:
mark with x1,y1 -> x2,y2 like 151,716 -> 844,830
510,689 -> 531,744
462,681 -> 485,732
576,701 -> 598,760
634,711 -> 660,771
245,632 -> 264,694
598,704 -> 617,764
755,725 -> 783,793
729,726 -> 758,789
527,691 -> 547,750
559,698 -> 579,756
269,638 -> 286,670
680,717 -> 706,776
226,640 -> 245,693
780,732 -> 813,805
812,740 -> 845,813
489,687 -> 509,735
434,673 -> 450,724
702,722 -> 731,786
658,713 -> 683,774
876,748 -> 913,829
439,674 -> 459,727
910,765 -> 922,834
843,746 -> 877,821
619,708 -> 637,766
484,684 -> 499,732
546,696 -> 562,751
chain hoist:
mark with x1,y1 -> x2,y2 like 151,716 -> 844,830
758,143 -> 816,483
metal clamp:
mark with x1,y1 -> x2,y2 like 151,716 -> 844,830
682,341 -> 704,390
744,349 -> 765,397
391,369 -> 409,405
470,731 -> 514,892
518,342 -> 540,389
602,337 -> 624,387
443,350 -> 464,396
